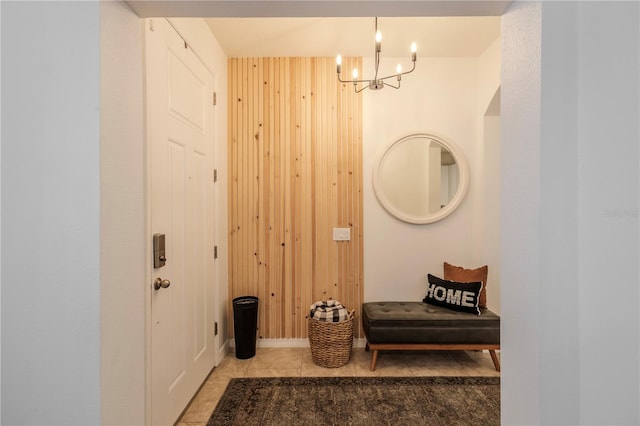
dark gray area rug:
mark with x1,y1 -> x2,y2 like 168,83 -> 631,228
208,376 -> 500,425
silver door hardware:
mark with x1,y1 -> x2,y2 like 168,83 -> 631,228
153,233 -> 166,268
154,278 -> 171,290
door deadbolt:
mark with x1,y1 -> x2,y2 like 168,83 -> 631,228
153,233 -> 167,268
154,278 -> 171,290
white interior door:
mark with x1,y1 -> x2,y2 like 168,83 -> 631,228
145,18 -> 216,426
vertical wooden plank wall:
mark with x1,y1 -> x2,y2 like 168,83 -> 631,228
228,57 -> 363,339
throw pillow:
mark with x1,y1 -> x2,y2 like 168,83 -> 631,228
423,274 -> 482,315
444,262 -> 489,308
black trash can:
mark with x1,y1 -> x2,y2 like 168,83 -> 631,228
232,296 -> 259,359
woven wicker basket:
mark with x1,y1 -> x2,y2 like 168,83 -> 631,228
308,310 -> 354,368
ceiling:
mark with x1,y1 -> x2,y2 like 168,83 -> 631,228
125,1 -> 506,59
127,1 -> 512,19
205,17 -> 501,58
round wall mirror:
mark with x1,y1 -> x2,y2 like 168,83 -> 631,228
372,133 -> 469,224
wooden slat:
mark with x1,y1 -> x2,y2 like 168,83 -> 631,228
260,58 -> 268,337
284,57 -> 294,338
228,58 -> 237,336
228,57 -> 363,339
320,58 -> 329,303
292,58 -> 302,337
302,57 -> 313,338
283,57 -> 294,338
351,57 -> 361,337
271,58 -> 278,337
255,57 -> 263,338
309,58 -> 318,336
251,57 -> 259,308
240,57 -> 248,301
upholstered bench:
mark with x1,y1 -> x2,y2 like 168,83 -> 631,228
361,301 -> 500,371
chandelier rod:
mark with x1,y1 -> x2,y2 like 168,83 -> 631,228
374,17 -> 380,83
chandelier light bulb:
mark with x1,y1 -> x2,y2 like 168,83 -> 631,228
352,69 -> 358,79
411,42 -> 417,61
375,31 -> 382,43
336,54 -> 342,74
396,64 -> 402,74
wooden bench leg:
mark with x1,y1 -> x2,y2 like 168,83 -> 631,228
489,350 -> 501,372
370,349 -> 379,371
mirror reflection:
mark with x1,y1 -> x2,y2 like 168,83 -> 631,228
379,137 -> 459,216
373,133 -> 469,224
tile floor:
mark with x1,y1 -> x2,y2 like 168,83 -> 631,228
176,346 -> 500,425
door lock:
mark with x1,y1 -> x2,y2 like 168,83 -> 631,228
153,233 -> 166,268
154,278 -> 171,290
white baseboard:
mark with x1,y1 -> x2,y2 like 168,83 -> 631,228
258,338 -> 310,348
216,340 -> 229,365
223,339 -> 492,352
227,337 -> 367,350
353,338 -> 367,348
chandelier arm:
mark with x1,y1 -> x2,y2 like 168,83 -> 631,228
376,63 -> 417,83
383,80 -> 400,90
338,74 -> 369,85
377,74 -> 397,82
402,60 -> 416,76
354,84 -> 369,94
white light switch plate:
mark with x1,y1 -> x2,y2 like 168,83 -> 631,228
332,227 -> 351,241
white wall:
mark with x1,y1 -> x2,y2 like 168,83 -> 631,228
0,3 -> 3,421
100,2 -> 145,424
482,114 -> 500,314
0,5 -> 232,425
575,2 -> 638,423
501,3 -> 542,423
1,2 -> 101,425
539,3 -> 580,423
99,12 -> 229,424
477,39 -> 501,314
502,1 -> 640,424
363,55 -> 501,305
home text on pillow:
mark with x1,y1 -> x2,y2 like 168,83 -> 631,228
425,283 -> 477,308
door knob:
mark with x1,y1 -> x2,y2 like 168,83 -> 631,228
154,278 -> 171,290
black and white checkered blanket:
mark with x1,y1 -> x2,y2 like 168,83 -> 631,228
309,300 -> 349,322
